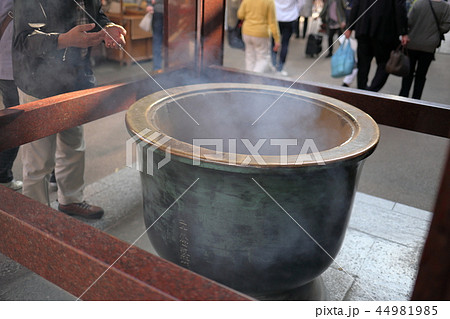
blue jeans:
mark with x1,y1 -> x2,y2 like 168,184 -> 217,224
0,80 -> 20,183
152,12 -> 164,71
271,20 -> 295,71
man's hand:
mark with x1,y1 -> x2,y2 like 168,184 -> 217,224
344,29 -> 352,39
58,24 -> 104,49
104,24 -> 127,49
273,42 -> 281,52
401,35 -> 410,47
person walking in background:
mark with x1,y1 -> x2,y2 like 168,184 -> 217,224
399,0 -> 450,99
13,0 -> 126,219
272,0 -> 304,75
320,0 -> 347,58
296,0 -> 313,39
238,0 -> 281,73
341,0 -> 357,86
345,0 -> 408,92
145,0 -> 164,71
0,0 -> 22,191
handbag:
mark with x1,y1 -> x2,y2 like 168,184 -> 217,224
428,0 -> 445,48
139,12 -> 152,32
386,44 -> 410,77
228,20 -> 245,50
330,39 -> 355,78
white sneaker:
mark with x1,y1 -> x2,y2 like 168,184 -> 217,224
277,69 -> 288,76
0,179 -> 23,191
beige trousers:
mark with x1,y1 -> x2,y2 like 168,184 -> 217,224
242,34 -> 272,73
19,89 -> 85,205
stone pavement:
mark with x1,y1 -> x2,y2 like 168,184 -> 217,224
0,167 -> 431,301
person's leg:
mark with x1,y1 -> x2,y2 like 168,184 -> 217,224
0,80 -> 19,108
55,126 -> 85,205
22,136 -> 57,204
18,89 -> 102,218
278,21 -> 294,71
368,39 -> 396,92
411,51 -> 434,100
343,67 -> 358,86
303,17 -> 309,39
271,35 -> 278,69
327,29 -> 333,56
399,49 -> 418,97
327,28 -> 335,56
243,34 -> 256,72
253,36 -> 271,73
294,18 -> 300,38
367,67 -> 390,92
0,80 -> 20,186
55,126 -> 103,219
151,12 -> 164,71
18,89 -> 56,204
367,68 -> 390,92
356,36 -> 373,90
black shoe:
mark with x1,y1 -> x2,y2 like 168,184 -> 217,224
342,83 -> 349,87
326,53 -> 333,58
58,201 -> 104,219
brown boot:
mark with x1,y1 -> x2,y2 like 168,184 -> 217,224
58,201 -> 104,219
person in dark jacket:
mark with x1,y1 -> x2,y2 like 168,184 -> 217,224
13,0 -> 126,219
344,0 -> 408,91
320,0 -> 347,57
399,0 -> 450,99
0,0 -> 22,191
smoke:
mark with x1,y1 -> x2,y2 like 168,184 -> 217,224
151,87 -> 353,158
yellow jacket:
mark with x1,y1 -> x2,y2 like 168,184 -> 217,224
237,0 -> 281,44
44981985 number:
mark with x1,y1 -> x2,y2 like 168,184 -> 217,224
376,306 -> 438,316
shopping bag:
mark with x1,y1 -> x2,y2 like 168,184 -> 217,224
386,45 -> 410,77
331,39 -> 355,78
228,20 -> 245,50
139,12 -> 152,32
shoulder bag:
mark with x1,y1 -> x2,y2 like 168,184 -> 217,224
428,0 -> 445,48
386,44 -> 410,77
